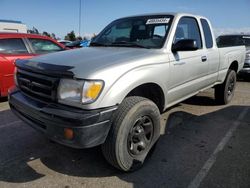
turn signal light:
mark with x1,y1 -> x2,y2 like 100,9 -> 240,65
64,128 -> 74,140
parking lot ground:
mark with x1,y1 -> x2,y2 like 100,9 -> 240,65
0,81 -> 250,188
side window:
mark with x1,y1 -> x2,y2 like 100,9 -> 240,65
29,38 -> 63,54
173,17 -> 202,49
201,19 -> 213,48
0,38 -> 28,54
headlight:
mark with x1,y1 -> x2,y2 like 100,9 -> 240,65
58,79 -> 103,106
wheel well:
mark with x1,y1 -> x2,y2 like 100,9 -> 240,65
229,61 -> 238,72
126,83 -> 165,113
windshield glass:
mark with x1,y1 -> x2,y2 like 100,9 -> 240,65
217,35 -> 250,47
91,15 -> 173,49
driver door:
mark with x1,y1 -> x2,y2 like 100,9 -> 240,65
167,17 -> 208,104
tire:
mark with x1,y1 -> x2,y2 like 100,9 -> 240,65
101,96 -> 161,172
215,69 -> 237,104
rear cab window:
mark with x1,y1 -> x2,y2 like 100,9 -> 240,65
201,19 -> 213,48
28,38 -> 63,54
0,38 -> 28,54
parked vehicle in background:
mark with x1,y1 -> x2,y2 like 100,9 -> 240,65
81,40 -> 91,47
9,13 -> 246,171
217,35 -> 250,79
0,33 -> 66,97
57,39 -> 72,46
65,39 -> 90,48
0,20 -> 27,33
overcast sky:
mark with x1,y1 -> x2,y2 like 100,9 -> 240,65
0,0 -> 250,38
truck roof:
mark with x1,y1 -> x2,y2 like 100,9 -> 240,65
119,12 -> 207,20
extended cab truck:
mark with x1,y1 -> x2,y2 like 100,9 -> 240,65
217,35 -> 250,79
9,13 -> 245,171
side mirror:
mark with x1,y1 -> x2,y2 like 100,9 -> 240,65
172,39 -> 198,52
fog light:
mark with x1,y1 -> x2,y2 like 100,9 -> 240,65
64,128 -> 74,140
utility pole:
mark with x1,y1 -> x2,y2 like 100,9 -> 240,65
79,0 -> 82,37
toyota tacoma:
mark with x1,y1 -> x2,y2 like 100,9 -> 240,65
9,13 -> 246,171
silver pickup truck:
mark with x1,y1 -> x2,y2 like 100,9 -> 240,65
9,13 -> 246,171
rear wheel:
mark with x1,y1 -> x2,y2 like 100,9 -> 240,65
101,96 -> 160,171
215,69 -> 236,104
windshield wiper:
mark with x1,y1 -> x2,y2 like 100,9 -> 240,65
111,41 -> 149,49
90,42 -> 108,47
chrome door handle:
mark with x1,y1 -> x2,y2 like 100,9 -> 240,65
201,56 -> 207,62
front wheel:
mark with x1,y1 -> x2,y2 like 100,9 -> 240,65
101,96 -> 161,171
215,69 -> 237,104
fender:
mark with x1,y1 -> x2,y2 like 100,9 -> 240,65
96,63 -> 170,109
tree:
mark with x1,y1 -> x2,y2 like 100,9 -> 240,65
42,31 -> 51,37
27,27 -> 39,34
51,33 -> 56,39
27,28 -> 57,39
33,27 -> 39,34
76,36 -> 83,41
64,31 -> 76,41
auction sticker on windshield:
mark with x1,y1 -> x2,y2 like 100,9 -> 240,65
146,18 -> 170,24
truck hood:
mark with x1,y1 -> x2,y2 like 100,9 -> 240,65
26,47 -> 163,78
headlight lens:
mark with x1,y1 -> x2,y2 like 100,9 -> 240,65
58,79 -> 103,105
58,79 -> 84,103
82,81 -> 103,103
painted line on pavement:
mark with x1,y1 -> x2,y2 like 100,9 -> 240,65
187,107 -> 249,188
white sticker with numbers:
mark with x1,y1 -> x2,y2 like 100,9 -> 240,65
146,18 -> 170,25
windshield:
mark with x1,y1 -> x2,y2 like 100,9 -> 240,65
90,15 -> 173,49
217,35 -> 250,48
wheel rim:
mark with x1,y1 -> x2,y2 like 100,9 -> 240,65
227,74 -> 235,96
127,115 -> 154,156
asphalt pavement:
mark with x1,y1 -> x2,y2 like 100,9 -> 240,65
0,81 -> 249,188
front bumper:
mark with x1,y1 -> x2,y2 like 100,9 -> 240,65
9,89 -> 117,148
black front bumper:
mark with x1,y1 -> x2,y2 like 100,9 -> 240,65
9,89 -> 117,148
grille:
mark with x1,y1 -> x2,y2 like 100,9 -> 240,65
17,69 -> 59,102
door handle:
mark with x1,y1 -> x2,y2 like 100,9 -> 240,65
201,56 -> 207,62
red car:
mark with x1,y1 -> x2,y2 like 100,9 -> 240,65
0,33 -> 66,97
